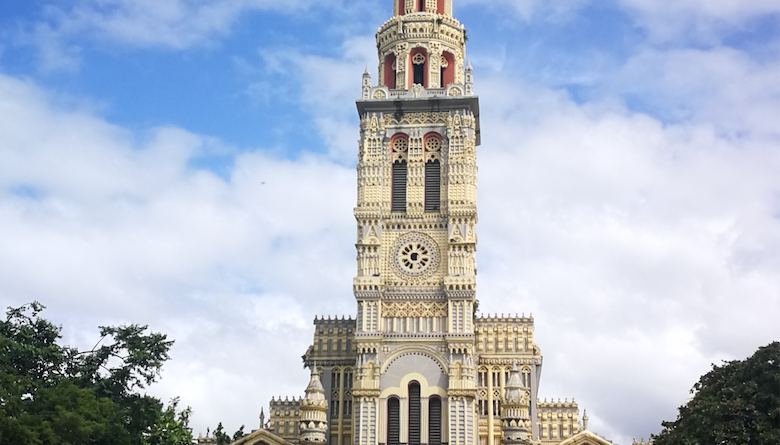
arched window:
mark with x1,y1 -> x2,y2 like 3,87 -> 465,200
440,52 -> 455,88
418,0 -> 425,12
429,396 -> 442,445
391,136 -> 408,212
424,134 -> 441,212
388,398 -> 400,445
408,382 -> 421,445
385,54 -> 397,89
411,51 -> 427,86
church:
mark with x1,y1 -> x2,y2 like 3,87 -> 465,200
201,2 -> 641,445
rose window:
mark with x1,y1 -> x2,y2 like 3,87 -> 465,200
425,137 -> 441,152
393,137 -> 408,152
393,233 -> 439,277
398,242 -> 431,272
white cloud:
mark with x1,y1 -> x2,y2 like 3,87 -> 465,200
19,0 -> 376,72
38,0 -> 328,49
0,72 -> 356,433
618,0 -> 780,42
474,73 -> 780,443
607,47 -> 780,136
459,0 -> 588,22
2,5 -> 779,442
258,36 -> 377,163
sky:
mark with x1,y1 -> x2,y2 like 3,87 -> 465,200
0,0 -> 779,443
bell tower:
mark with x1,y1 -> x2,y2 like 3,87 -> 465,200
352,1 -> 481,445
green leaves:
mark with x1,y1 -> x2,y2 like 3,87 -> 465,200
653,342 -> 780,445
0,303 -> 192,445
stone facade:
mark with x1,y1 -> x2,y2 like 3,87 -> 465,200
225,2 -> 627,445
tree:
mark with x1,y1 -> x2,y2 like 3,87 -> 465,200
212,422 -> 232,445
653,341 -> 780,445
0,302 -> 193,445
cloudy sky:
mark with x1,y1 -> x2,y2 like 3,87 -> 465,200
1,0 -> 779,443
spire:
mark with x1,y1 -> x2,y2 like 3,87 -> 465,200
304,365 -> 326,401
299,366 -> 328,445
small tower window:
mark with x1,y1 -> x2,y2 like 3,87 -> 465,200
391,136 -> 408,212
418,0 -> 425,12
424,135 -> 441,212
429,396 -> 442,445
388,398 -> 401,445
425,159 -> 440,211
408,381 -> 421,445
385,54 -> 397,89
441,52 -> 455,88
412,53 -> 426,86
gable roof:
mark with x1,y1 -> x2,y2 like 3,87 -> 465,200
231,429 -> 295,445
558,430 -> 614,445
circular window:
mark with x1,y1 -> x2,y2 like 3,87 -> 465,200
398,242 -> 431,272
392,137 -> 408,152
425,137 -> 441,152
393,233 -> 439,278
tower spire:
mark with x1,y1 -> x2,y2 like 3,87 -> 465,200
299,366 -> 328,445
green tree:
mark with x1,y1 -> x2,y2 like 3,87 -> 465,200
212,422 -> 232,445
0,302 -> 193,445
653,341 -> 780,445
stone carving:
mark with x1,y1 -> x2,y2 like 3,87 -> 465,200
382,302 -> 448,318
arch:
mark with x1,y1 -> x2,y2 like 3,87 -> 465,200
409,48 -> 428,87
381,348 -> 447,375
384,53 -> 397,89
440,51 -> 455,88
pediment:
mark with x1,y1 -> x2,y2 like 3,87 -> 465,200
231,429 -> 294,445
558,430 -> 614,445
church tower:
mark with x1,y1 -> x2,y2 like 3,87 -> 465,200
261,2 -> 586,445
351,2 -> 480,445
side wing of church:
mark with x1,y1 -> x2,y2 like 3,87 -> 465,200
201,2 -> 618,445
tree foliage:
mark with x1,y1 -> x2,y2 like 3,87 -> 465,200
0,302 -> 193,445
653,341 -> 780,445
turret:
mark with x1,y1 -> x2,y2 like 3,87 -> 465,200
393,0 -> 453,17
299,366 -> 328,445
377,0 -> 466,90
500,364 -> 533,445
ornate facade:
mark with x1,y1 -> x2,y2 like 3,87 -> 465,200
220,2 -> 621,445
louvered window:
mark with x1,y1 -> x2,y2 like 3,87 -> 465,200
429,397 -> 442,445
408,382 -> 421,445
392,160 -> 407,212
425,159 -> 440,211
388,398 -> 400,445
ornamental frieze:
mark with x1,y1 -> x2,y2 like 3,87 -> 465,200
382,301 -> 448,318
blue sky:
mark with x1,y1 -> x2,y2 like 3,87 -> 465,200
1,1 -> 779,444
